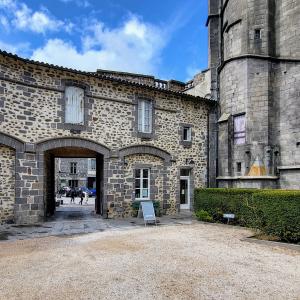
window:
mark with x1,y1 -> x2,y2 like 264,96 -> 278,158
90,159 -> 96,171
237,162 -> 242,173
70,162 -> 77,174
138,99 -> 152,133
183,127 -> 192,142
65,86 -> 84,124
69,179 -> 78,188
254,29 -> 261,40
233,114 -> 246,144
135,168 -> 150,200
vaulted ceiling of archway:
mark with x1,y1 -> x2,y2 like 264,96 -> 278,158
46,147 -> 98,158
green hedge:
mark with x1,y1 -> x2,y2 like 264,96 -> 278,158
194,188 -> 300,243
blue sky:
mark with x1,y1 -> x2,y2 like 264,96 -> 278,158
0,0 -> 208,81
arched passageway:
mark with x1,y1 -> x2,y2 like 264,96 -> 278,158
36,138 -> 110,219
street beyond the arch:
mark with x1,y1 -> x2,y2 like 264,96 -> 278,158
0,222 -> 299,300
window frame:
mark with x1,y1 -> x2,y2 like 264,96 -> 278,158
59,80 -> 90,132
180,123 -> 193,147
183,126 -> 192,142
70,162 -> 77,174
65,86 -> 85,125
138,99 -> 153,134
134,168 -> 151,201
90,158 -> 96,171
135,96 -> 155,140
254,28 -> 262,40
233,113 -> 246,145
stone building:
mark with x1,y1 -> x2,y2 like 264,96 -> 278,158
1,0 -> 299,225
201,0 -> 300,189
0,51 -> 211,224
55,158 -> 96,190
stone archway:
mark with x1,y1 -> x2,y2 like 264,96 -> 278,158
118,144 -> 172,214
0,132 -> 24,224
36,137 -> 110,219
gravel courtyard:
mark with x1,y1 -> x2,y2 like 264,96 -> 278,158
0,223 -> 299,300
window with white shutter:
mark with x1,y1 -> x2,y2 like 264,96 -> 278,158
138,99 -> 152,133
65,86 -> 84,124
183,127 -> 192,141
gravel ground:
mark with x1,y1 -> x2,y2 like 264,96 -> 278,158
0,223 -> 299,300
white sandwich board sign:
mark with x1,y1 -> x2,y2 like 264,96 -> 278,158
139,201 -> 157,226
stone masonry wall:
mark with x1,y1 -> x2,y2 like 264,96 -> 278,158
0,52 -> 210,223
121,154 -> 165,218
214,0 -> 300,190
0,145 -> 15,224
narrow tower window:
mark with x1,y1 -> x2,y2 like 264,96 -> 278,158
254,29 -> 261,40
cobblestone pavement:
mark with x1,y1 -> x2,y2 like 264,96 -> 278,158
0,222 -> 299,300
0,197 -> 193,241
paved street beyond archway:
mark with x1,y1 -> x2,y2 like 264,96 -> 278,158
0,223 -> 299,300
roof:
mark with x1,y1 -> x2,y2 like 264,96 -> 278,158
0,49 -> 214,105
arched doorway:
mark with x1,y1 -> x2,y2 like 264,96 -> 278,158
36,138 -> 110,219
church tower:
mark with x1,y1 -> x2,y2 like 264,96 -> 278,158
207,0 -> 300,189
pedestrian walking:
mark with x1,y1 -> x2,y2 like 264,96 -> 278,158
79,193 -> 83,205
71,189 -> 76,204
84,191 -> 89,204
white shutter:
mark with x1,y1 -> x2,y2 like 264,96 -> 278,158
138,100 -> 143,132
147,101 -> 152,133
65,86 -> 84,124
187,127 -> 192,141
138,99 -> 153,133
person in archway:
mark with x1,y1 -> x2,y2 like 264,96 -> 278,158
79,193 -> 83,205
71,189 -> 76,204
84,191 -> 89,205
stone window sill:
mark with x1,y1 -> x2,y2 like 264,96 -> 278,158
181,141 -> 192,148
137,132 -> 153,140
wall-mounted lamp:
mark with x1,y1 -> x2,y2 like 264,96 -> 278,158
186,158 -> 195,165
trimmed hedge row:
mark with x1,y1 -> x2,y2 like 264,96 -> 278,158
194,188 -> 300,243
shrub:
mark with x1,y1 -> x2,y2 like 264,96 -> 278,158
131,200 -> 161,217
195,210 -> 213,222
194,188 -> 300,243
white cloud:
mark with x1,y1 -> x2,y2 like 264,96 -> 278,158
31,16 -> 166,75
0,0 -> 15,9
13,3 -> 63,33
0,15 -> 9,31
60,0 -> 91,8
0,40 -> 30,55
0,0 -> 71,34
